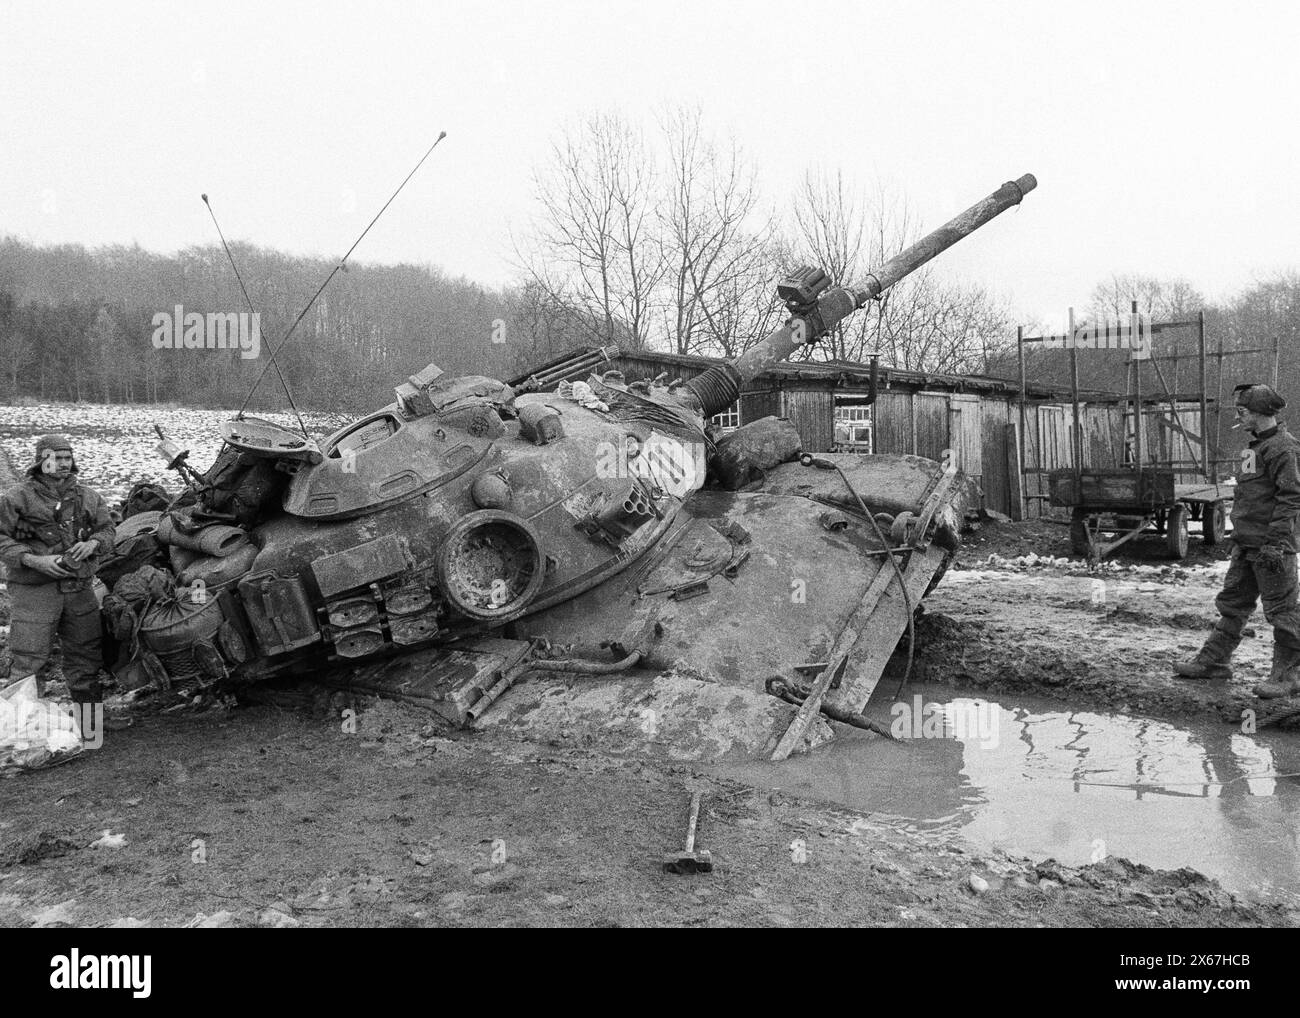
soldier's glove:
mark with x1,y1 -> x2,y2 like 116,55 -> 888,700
1258,545 -> 1287,574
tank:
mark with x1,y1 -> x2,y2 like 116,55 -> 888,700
108,174 -> 1037,758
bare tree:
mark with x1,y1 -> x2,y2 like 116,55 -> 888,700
517,109 -> 785,361
519,114 -> 666,350
1218,270 -> 1300,392
657,106 -> 778,357
1089,273 -> 1205,322
789,169 -> 867,361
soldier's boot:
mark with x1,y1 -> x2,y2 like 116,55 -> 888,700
1173,628 -> 1238,681
68,663 -> 132,745
1253,643 -> 1300,699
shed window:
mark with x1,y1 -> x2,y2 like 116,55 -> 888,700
710,402 -> 740,433
833,402 -> 874,453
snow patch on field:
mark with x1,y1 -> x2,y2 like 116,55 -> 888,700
0,403 -> 348,504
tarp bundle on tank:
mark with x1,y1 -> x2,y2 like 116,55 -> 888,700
708,416 -> 802,490
193,444 -> 288,528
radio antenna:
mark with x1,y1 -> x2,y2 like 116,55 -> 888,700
201,193 -> 309,438
236,131 -> 449,417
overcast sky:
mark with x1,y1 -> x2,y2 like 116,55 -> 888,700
2,0 -> 1296,334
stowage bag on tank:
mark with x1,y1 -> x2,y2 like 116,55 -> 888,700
196,446 -> 288,528
178,543 -> 260,590
710,416 -> 802,490
156,513 -> 249,557
99,532 -> 165,590
140,595 -> 225,655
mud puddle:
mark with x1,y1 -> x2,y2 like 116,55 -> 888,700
712,684 -> 1300,904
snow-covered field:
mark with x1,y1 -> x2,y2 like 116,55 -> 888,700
0,403 -> 350,504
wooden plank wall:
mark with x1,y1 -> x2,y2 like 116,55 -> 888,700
981,400 -> 1013,515
949,395 -> 983,480
1148,405 -> 1209,483
1082,405 -> 1121,469
739,388 -> 782,427
784,390 -> 835,452
1021,404 -> 1071,518
872,391 -> 914,454
913,394 -> 951,461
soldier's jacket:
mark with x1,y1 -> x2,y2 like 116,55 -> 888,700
0,473 -> 116,585
1232,425 -> 1300,551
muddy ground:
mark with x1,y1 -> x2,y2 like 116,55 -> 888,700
2,512 -> 1297,928
1,692 -> 1289,929
916,517 -> 1291,728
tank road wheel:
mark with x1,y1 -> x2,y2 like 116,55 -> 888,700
1166,503 -> 1190,559
1070,508 -> 1090,557
435,510 -> 546,622
1204,500 -> 1227,546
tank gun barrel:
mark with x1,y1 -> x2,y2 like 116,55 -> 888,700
682,173 -> 1036,419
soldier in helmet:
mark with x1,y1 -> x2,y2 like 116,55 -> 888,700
1174,383 -> 1300,698
0,434 -> 123,738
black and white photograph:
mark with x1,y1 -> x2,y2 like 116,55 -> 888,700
2,0 -> 1299,962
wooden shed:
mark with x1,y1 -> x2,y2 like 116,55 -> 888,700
602,349 -> 1217,520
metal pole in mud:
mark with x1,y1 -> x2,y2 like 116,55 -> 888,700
1133,301 -> 1144,475
1017,324 -> 1027,521
1198,311 -> 1208,479
1214,323 -> 1225,483
1069,306 -> 1083,502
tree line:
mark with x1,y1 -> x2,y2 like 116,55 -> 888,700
0,239 -> 600,412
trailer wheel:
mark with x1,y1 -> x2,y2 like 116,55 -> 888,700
1204,500 -> 1227,546
1070,508 -> 1090,557
1166,504 -> 1190,559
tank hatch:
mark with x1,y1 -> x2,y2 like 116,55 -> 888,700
282,408 -> 491,520
220,417 -> 323,463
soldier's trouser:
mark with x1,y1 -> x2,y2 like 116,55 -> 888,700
1213,546 -> 1300,652
6,582 -> 102,702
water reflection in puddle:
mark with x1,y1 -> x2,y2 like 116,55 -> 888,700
712,685 -> 1300,903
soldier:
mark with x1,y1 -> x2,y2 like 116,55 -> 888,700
1174,383 -> 1300,697
0,434 -> 125,739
